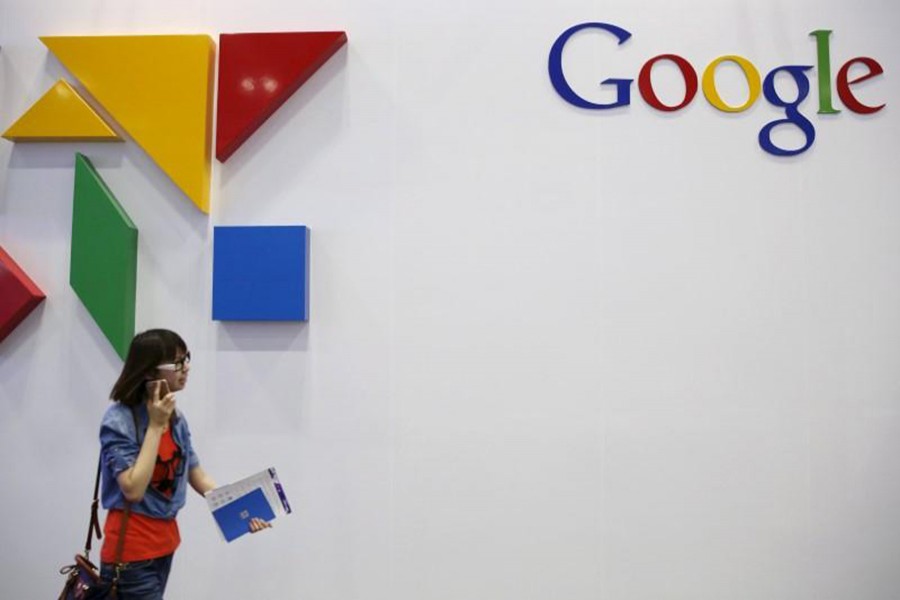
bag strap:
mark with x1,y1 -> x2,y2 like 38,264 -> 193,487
84,405 -> 141,564
112,408 -> 142,566
83,457 -> 104,558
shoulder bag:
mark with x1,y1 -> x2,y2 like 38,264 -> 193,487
58,408 -> 139,599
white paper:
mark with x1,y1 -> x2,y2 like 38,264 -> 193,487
205,467 -> 291,516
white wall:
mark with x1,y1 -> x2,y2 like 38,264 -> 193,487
2,1 -> 900,598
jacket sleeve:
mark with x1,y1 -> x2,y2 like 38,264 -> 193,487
99,407 -> 139,478
181,414 -> 201,470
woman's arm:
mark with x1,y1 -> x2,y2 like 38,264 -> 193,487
115,383 -> 175,502
188,465 -> 217,496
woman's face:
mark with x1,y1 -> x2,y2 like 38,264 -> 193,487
153,350 -> 191,393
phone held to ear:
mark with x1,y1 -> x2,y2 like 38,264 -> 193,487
147,379 -> 170,397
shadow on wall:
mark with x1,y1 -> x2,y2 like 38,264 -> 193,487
216,320 -> 308,352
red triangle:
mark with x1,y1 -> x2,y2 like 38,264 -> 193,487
216,31 -> 348,162
0,246 -> 46,344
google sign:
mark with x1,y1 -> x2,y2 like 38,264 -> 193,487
548,23 -> 885,157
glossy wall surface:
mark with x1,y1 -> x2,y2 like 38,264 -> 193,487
1,1 -> 900,599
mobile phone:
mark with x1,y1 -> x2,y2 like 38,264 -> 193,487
147,379 -> 170,397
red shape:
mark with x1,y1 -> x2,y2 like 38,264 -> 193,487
0,246 -> 46,344
836,57 -> 886,115
216,31 -> 348,162
638,54 -> 698,112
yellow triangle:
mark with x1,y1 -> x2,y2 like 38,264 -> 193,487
41,35 -> 215,213
2,79 -> 121,142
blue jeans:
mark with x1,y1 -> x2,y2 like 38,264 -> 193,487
100,554 -> 174,600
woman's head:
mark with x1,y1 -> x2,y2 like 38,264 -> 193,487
110,329 -> 191,406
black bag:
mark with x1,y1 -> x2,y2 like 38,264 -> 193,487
58,458 -> 131,600
58,554 -> 116,599
60,409 -> 137,599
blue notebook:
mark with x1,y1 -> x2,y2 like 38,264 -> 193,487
211,487 -> 277,542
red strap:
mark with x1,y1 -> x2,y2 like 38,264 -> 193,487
85,406 -> 139,567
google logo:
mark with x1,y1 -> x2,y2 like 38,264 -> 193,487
548,23 -> 885,157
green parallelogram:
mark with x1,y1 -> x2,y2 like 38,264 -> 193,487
70,153 -> 138,359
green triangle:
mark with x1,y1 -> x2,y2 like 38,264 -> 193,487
70,153 -> 138,359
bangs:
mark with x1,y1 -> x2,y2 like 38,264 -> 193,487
110,329 -> 188,405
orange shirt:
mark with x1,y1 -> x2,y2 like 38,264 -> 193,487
101,429 -> 184,563
101,510 -> 180,563
151,428 -> 183,499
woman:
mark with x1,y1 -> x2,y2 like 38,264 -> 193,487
98,329 -> 268,599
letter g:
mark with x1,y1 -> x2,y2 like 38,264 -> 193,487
548,22 -> 634,109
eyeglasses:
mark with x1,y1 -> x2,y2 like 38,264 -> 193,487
157,352 -> 191,372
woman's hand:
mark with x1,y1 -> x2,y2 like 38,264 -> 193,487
146,380 -> 175,429
117,381 -> 173,502
249,518 -> 272,534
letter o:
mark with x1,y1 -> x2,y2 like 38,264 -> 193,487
638,54 -> 698,112
702,55 -> 762,113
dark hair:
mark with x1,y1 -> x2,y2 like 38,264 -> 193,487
110,329 -> 187,407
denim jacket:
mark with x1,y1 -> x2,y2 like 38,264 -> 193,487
99,402 -> 200,519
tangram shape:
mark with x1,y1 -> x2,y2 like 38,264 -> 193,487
212,226 -> 310,321
70,153 -> 138,359
0,246 -> 46,344
216,31 -> 348,162
2,79 -> 121,142
42,35 -> 215,213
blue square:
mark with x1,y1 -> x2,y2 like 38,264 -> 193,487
213,226 -> 309,321
211,487 -> 277,542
